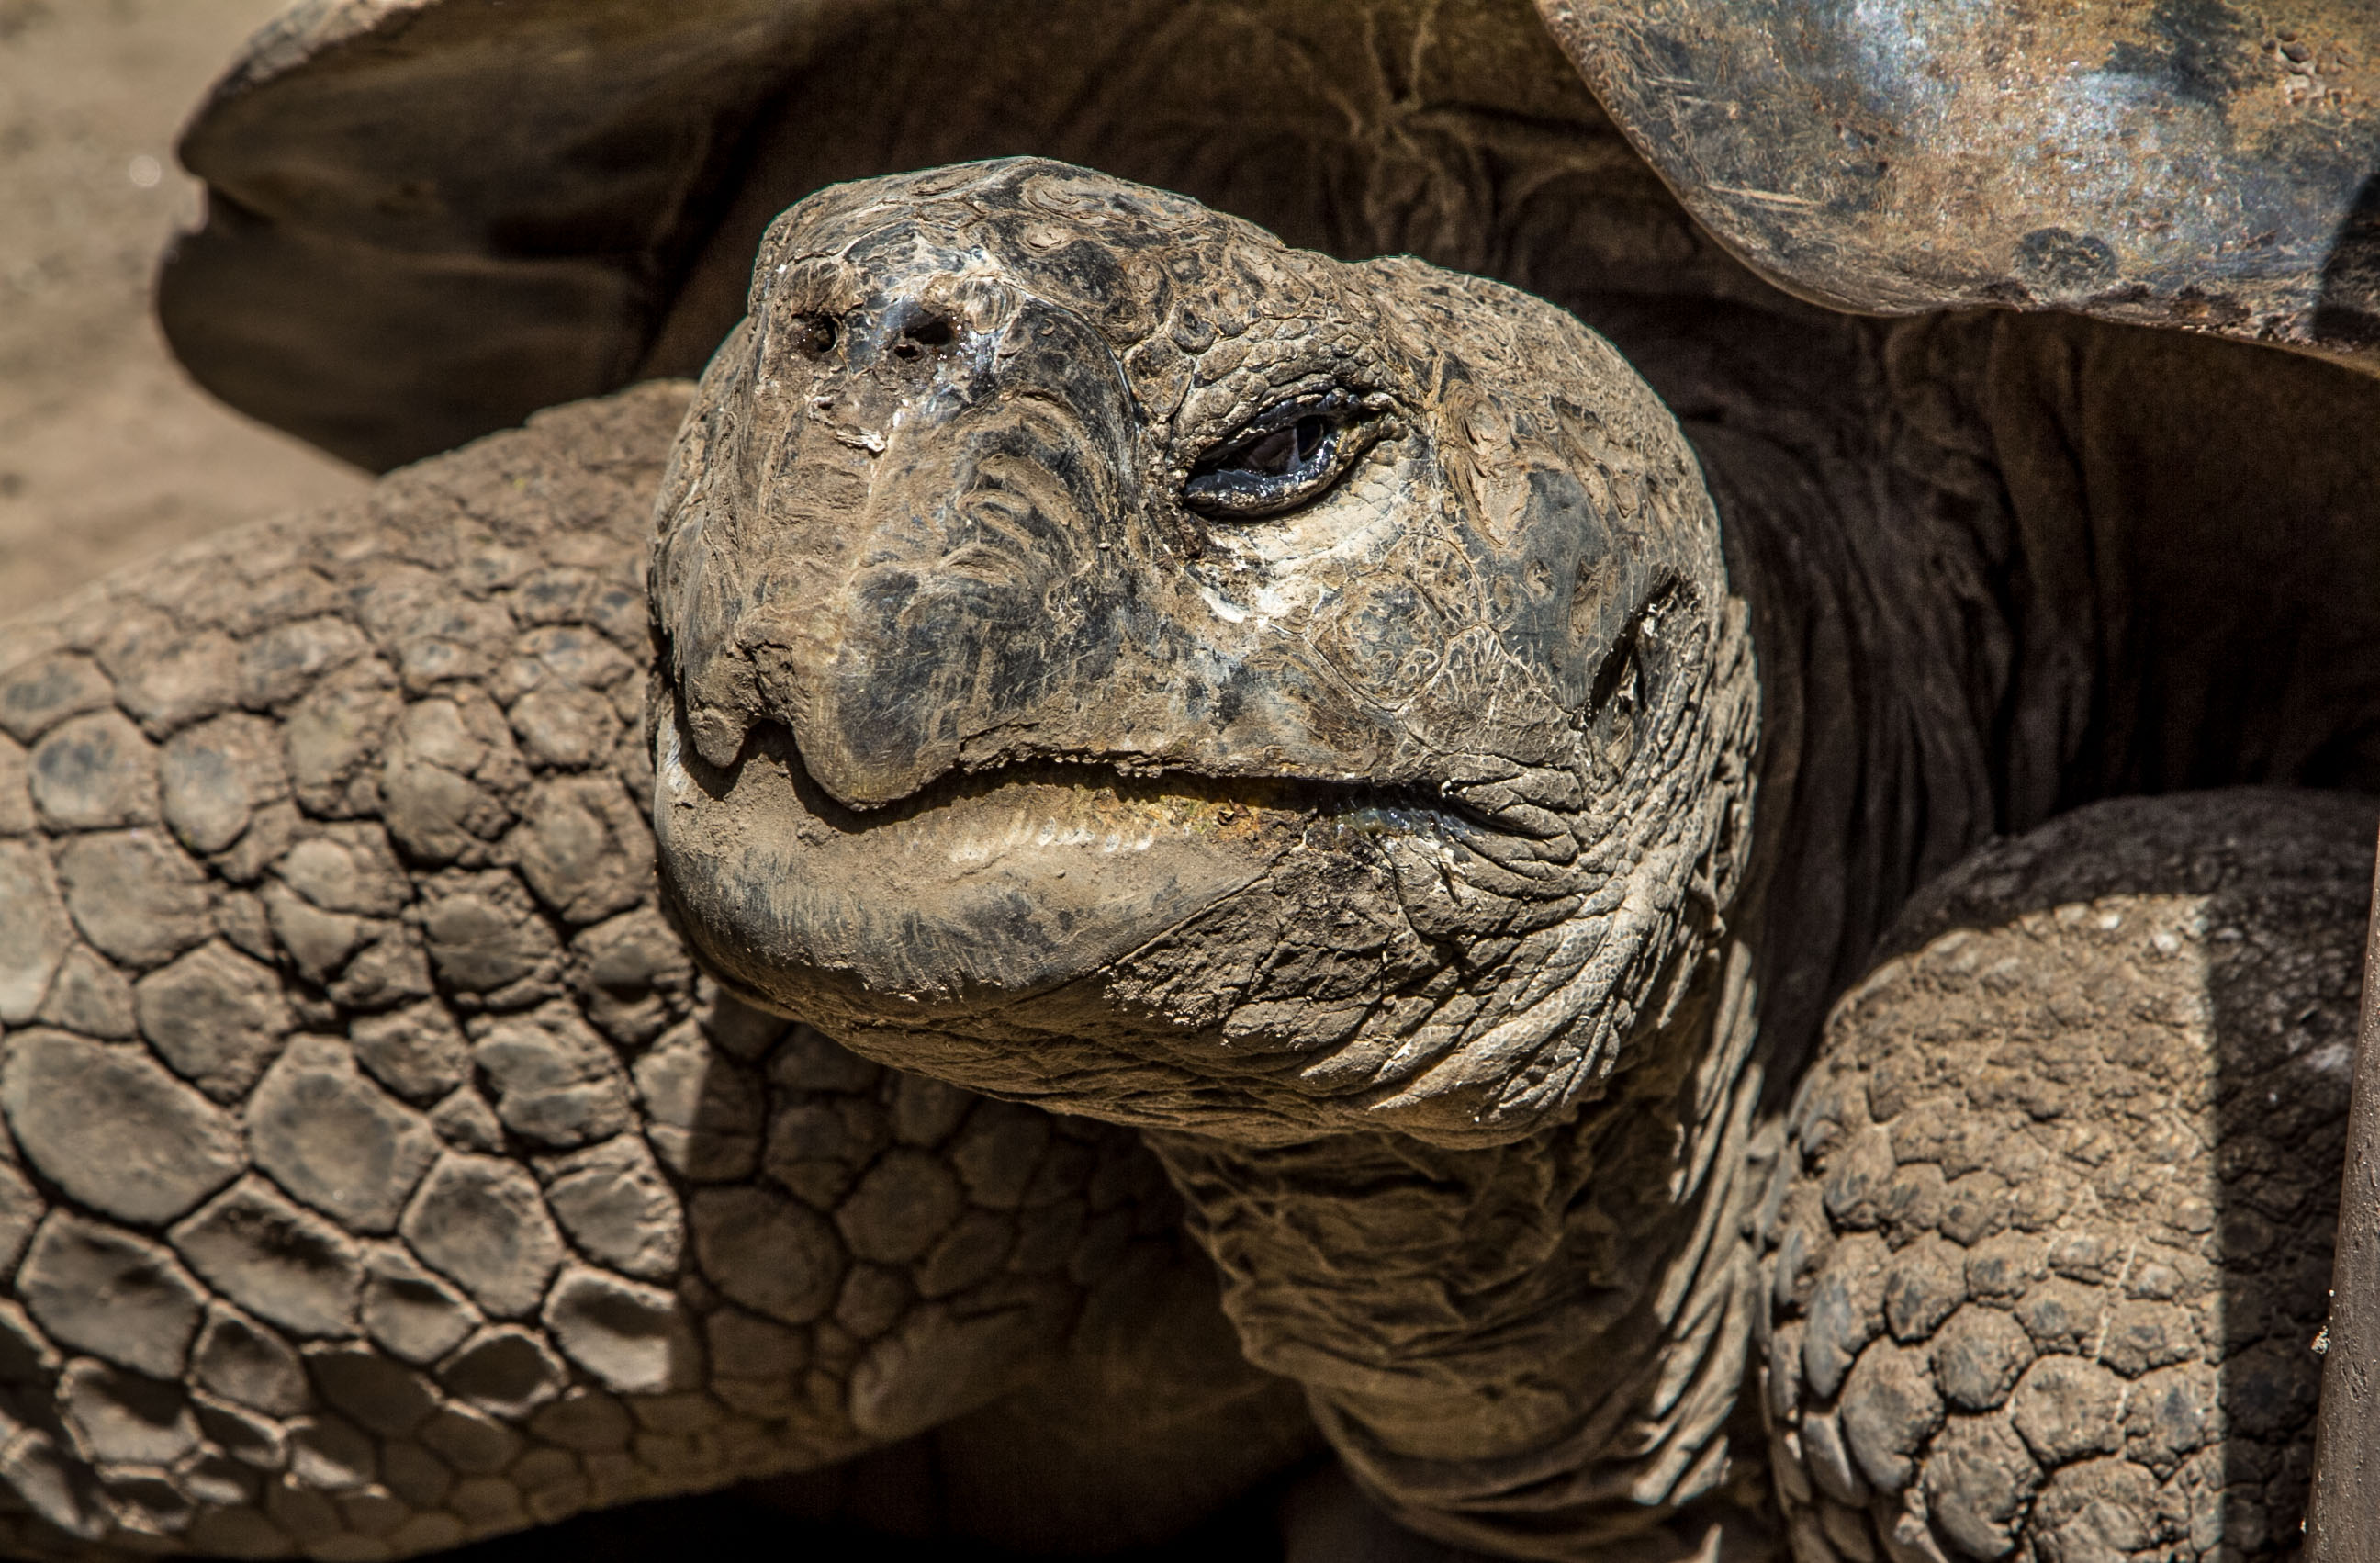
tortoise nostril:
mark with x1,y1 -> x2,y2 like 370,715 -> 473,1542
891,312 -> 956,359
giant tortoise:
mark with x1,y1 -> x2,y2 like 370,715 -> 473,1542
0,2 -> 2374,1560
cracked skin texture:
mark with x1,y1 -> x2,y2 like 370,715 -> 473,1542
1764,793 -> 2375,1563
1,158 -> 2378,1562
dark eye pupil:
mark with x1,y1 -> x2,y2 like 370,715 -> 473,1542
797,317 -> 836,355
1235,415 -> 1330,477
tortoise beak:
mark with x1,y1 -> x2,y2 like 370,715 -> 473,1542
683,278 -> 1151,811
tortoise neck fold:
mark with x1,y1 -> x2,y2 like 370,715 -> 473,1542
1690,306 -> 2380,1090
1143,939 -> 1773,1558
1690,390 -> 2008,1090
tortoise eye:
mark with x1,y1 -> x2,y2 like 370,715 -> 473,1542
791,315 -> 836,356
1184,391 -> 1379,519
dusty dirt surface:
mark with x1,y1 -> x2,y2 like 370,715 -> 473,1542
0,0 -> 365,620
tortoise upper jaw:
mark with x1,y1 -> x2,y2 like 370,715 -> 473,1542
650,693 -> 1292,1015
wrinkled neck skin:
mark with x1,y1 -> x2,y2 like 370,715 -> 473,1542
1683,344 -> 2012,1085
1147,950 -> 1771,1560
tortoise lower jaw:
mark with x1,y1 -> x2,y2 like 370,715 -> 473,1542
653,700 -> 1315,1018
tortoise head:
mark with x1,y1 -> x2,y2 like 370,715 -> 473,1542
649,159 -> 1757,1148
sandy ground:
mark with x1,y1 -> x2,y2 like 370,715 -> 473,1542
0,0 -> 366,621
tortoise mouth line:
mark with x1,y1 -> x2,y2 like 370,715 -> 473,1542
722,717 -> 1488,842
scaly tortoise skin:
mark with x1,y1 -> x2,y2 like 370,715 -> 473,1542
134,0 -> 2380,1554
1764,794 -> 2373,1563
5,154 -> 2380,1563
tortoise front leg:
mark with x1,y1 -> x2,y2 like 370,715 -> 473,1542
1762,791 -> 2374,1563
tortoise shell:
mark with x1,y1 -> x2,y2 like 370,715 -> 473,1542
159,0 -> 2380,471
